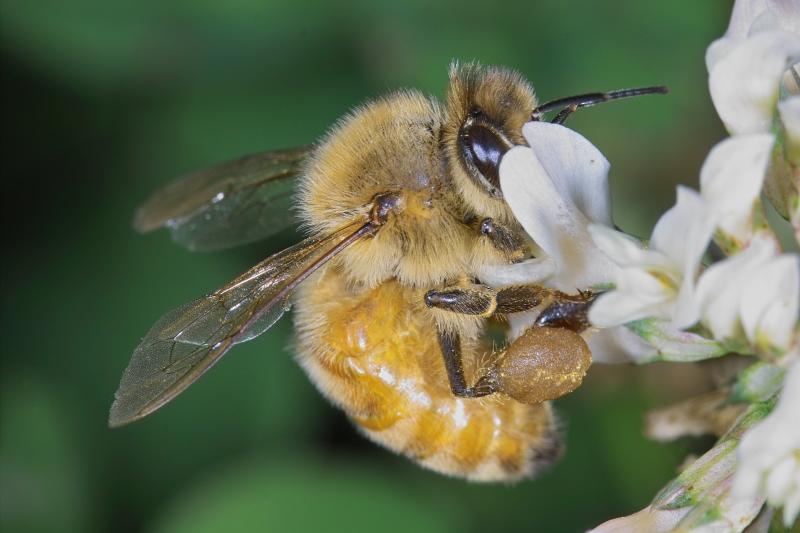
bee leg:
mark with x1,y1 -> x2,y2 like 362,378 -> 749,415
425,284 -> 497,317
494,285 -> 548,313
484,325 -> 592,405
437,329 -> 497,398
478,217 -> 526,259
426,284 -> 554,316
534,290 -> 598,333
433,288 -> 597,403
484,290 -> 598,404
550,104 -> 578,124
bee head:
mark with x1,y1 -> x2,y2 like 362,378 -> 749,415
444,62 -> 535,221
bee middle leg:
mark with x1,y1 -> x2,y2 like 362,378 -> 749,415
426,283 -> 596,327
424,284 -> 552,317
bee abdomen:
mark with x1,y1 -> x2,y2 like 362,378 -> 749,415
294,270 -> 562,482
400,392 -> 562,481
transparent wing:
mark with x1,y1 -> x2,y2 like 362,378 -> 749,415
109,219 -> 375,427
134,146 -> 312,251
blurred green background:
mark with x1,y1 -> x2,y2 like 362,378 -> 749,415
1,1 -> 733,532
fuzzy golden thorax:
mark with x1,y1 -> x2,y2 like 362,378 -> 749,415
298,90 -> 474,289
298,64 -> 537,291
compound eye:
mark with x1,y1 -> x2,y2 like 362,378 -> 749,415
463,123 -> 509,193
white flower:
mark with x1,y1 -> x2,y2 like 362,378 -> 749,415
587,186 -> 715,329
699,134 -> 774,249
709,31 -> 800,135
734,361 -> 800,527
492,121 -> 617,292
706,0 -> 800,240
706,0 -> 800,136
693,234 -> 800,354
489,121 -> 649,363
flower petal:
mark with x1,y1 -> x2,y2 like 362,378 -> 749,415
476,257 -> 556,287
694,235 -> 777,341
520,121 -> 613,226
589,284 -> 673,328
765,454 -> 797,504
700,134 -> 774,243
784,487 -> 800,527
650,187 -> 714,328
724,0 -> 772,40
709,30 -> 800,135
740,253 -> 800,351
588,224 -> 673,271
585,326 -> 657,364
751,1 -> 800,36
651,186 -> 714,281
499,142 -> 617,290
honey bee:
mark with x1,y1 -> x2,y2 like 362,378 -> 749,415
110,62 -> 665,482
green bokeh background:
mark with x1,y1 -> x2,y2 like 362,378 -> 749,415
1,2 -> 733,532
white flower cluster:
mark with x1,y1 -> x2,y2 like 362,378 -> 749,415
587,1 -> 800,359
493,0 -> 800,529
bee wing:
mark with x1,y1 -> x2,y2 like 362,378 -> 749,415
134,146 -> 313,252
109,219 -> 375,427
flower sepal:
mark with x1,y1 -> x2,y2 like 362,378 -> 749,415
730,361 -> 787,404
625,318 -> 728,363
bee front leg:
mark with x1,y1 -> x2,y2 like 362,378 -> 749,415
477,217 -> 527,260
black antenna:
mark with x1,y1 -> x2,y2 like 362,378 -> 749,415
532,86 -> 669,124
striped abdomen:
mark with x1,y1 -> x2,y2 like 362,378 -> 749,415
294,267 -> 562,481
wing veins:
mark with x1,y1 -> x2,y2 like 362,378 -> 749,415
109,218 -> 377,427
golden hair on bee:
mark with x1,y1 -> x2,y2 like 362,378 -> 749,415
111,61 -> 666,482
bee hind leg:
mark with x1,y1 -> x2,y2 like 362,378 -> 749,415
429,283 -> 598,403
437,328 -> 498,398
534,289 -> 599,333
484,325 -> 593,405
